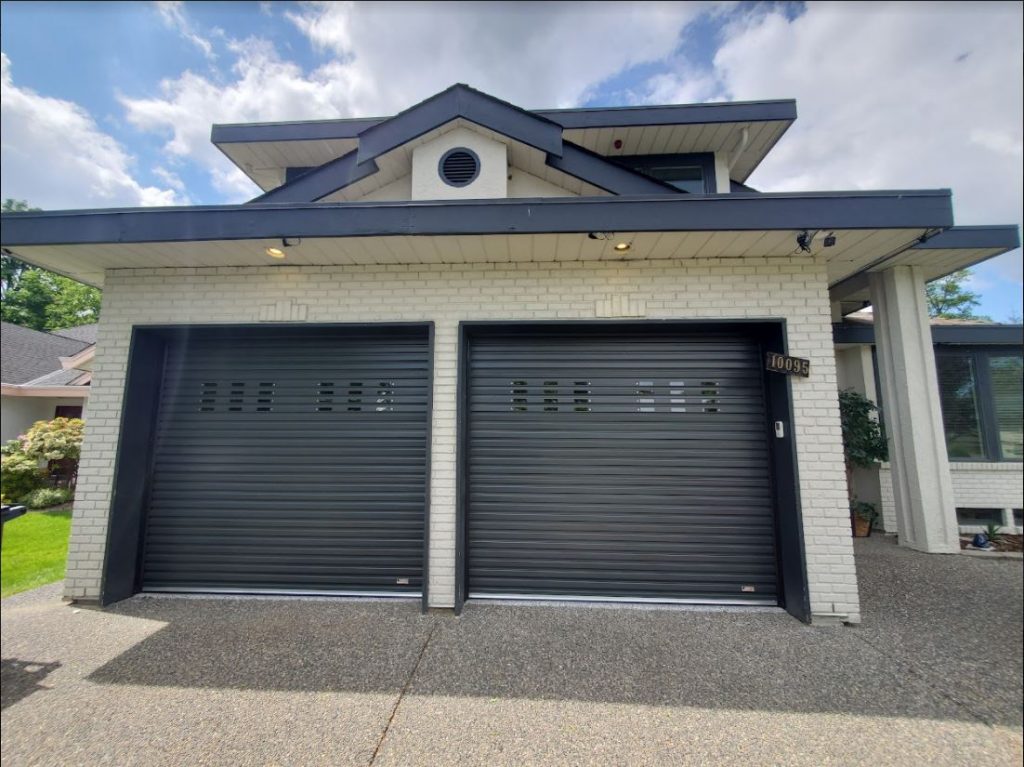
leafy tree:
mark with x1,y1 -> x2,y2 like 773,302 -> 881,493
925,269 -> 988,320
1,198 -> 102,330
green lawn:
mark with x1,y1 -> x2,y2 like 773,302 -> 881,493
1,509 -> 72,598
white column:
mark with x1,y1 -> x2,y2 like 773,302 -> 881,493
869,266 -> 959,552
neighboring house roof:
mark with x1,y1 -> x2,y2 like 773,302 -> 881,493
0,322 -> 94,393
53,323 -> 98,344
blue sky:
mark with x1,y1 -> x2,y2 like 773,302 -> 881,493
1,1 -> 1021,320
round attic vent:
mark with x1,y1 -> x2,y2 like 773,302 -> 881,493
439,147 -> 480,187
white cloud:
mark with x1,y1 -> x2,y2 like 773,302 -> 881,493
0,52 -> 186,210
119,2 -> 706,201
645,3 -> 1023,289
156,1 -> 216,60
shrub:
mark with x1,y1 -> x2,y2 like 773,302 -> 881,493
984,523 -> 1003,543
21,417 -> 85,462
838,390 -> 888,469
23,486 -> 74,509
0,449 -> 45,502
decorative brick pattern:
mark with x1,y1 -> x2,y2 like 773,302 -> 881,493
66,255 -> 860,623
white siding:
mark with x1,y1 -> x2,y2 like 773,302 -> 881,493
1,395 -> 87,443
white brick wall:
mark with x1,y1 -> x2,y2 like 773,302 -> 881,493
66,255 -> 861,623
879,462 -> 1023,533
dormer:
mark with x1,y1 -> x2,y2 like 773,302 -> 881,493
215,85 -> 796,204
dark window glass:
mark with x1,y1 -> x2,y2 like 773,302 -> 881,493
989,355 -> 1023,459
643,165 -> 704,194
54,405 -> 83,419
936,355 -> 985,459
955,508 -> 1003,525
1014,509 -> 1022,526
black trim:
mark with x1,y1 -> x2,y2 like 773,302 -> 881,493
546,143 -> 682,195
101,321 -> 435,606
454,323 -> 470,614
934,344 -> 1024,463
912,225 -> 1020,250
834,322 -> 1024,346
253,150 -> 379,204
100,328 -> 167,605
0,190 -> 955,248
355,84 -> 563,165
421,323 -> 435,613
453,319 -> 810,622
284,167 -> 315,183
258,138 -> 673,205
210,98 -> 797,145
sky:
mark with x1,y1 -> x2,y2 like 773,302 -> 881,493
1,0 -> 1021,320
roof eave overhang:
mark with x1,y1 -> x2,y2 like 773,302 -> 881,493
59,345 -> 96,370
0,190 -> 954,248
211,98 -> 798,146
0,383 -> 90,397
829,224 -> 1021,307
833,322 -> 1024,346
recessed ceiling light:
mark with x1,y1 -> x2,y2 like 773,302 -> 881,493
614,242 -> 632,252
265,247 -> 286,259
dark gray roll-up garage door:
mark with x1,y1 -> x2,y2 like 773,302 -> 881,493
141,326 -> 429,595
466,327 -> 778,604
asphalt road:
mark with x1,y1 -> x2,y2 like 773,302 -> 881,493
2,536 -> 1021,766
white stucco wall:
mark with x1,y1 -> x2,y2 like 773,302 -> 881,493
358,175 -> 412,202
508,168 -> 577,198
1,395 -> 86,443
66,254 -> 860,623
411,127 -> 507,200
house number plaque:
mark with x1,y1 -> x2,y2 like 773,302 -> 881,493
765,352 -> 810,377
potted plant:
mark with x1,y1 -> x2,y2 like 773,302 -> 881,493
850,500 -> 878,538
838,390 -> 888,537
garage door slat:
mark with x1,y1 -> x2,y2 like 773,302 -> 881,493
467,329 -> 779,603
141,327 -> 429,595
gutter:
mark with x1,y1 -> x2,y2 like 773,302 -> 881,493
1,383 -> 91,398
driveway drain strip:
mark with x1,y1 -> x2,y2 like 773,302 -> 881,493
369,623 -> 437,765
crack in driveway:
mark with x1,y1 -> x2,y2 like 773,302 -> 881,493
369,622 -> 438,765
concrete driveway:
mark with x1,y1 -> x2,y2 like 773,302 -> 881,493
2,536 -> 1021,766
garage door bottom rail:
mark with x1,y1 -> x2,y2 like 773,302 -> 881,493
142,586 -> 422,599
467,592 -> 778,607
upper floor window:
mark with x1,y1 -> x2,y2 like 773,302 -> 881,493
619,152 -> 715,194
642,164 -> 705,194
936,348 -> 1022,462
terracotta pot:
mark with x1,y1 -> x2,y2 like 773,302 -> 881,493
851,514 -> 873,537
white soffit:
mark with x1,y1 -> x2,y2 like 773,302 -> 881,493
11,227 -> 933,290
218,120 -> 789,192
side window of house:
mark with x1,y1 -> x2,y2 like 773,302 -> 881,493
642,165 -> 705,194
935,348 -> 1023,461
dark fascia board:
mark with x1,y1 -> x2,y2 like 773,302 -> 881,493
354,84 -> 563,165
912,224 -> 1020,250
0,190 -> 952,247
540,99 -> 797,129
252,150 -> 378,204
257,136 -> 675,204
210,98 -> 798,146
833,322 -> 1024,345
546,143 -> 682,195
